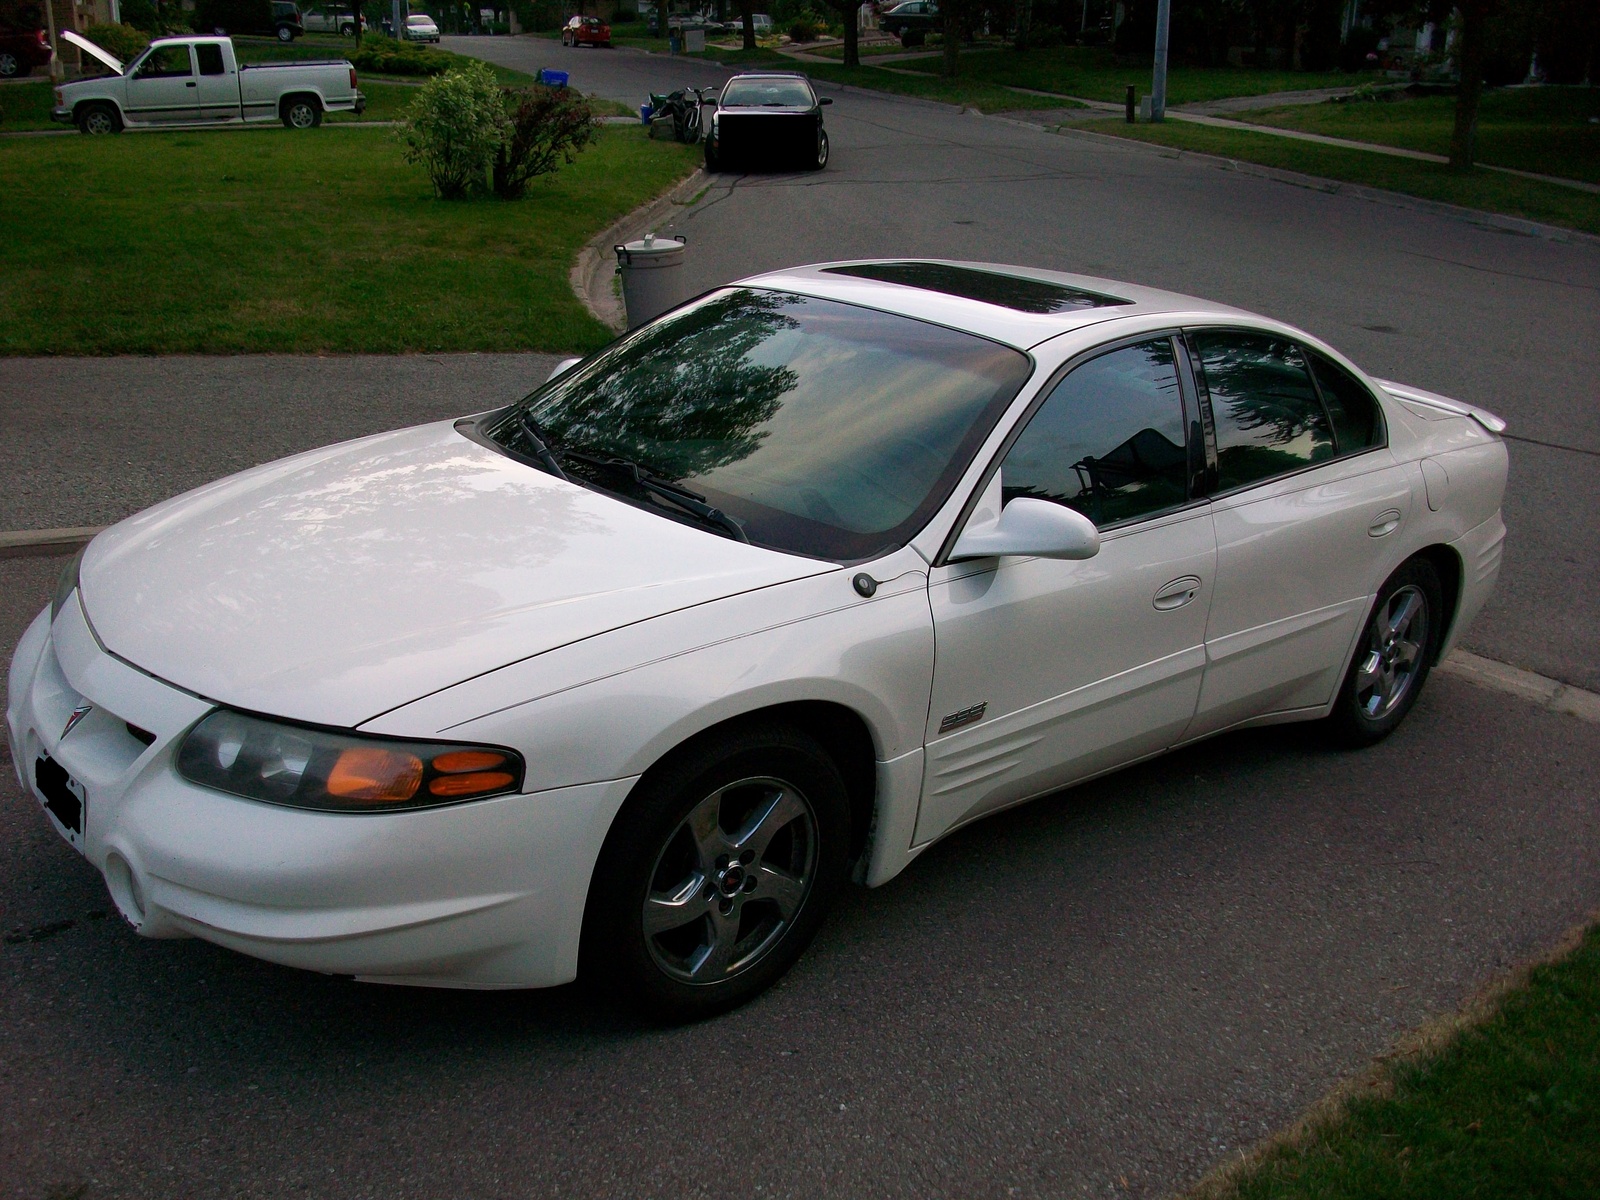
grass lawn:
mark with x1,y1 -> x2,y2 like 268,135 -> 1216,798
0,125 -> 698,354
799,40 -> 933,58
0,79 -> 54,131
1195,923 -> 1600,1199
897,45 -> 1369,105
1237,86 -> 1600,185
1085,118 -> 1600,235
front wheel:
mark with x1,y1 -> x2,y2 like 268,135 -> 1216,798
704,138 -> 721,171
809,127 -> 829,170
77,102 -> 121,135
580,723 -> 851,1019
0,51 -> 19,78
1327,556 -> 1443,746
281,96 -> 322,129
339,22 -> 355,35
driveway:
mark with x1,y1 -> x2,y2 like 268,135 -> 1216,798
2,42 -> 1598,1200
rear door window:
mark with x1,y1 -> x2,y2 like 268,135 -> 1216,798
196,43 -> 225,75
1306,349 -> 1385,454
1190,330 -> 1334,493
1000,337 -> 1192,528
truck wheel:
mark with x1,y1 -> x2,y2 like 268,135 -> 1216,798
281,96 -> 322,129
276,23 -> 295,41
77,103 -> 122,135
339,22 -> 355,35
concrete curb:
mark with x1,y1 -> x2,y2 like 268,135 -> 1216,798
0,526 -> 102,560
570,165 -> 707,332
1044,124 -> 1600,250
1439,649 -> 1600,724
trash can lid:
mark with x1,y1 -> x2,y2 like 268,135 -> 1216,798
616,232 -> 687,261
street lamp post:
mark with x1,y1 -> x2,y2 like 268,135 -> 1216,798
1151,0 -> 1170,121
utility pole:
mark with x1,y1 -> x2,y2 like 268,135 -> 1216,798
43,0 -> 63,82
1151,0 -> 1170,120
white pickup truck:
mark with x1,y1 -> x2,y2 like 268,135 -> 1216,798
53,31 -> 365,134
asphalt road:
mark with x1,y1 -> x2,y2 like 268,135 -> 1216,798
2,38 -> 1599,1200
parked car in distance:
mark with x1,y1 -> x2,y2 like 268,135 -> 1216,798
561,14 -> 610,46
0,23 -> 50,77
705,71 -> 831,171
300,3 -> 359,35
403,12 -> 441,40
194,0 -> 305,41
10,260 -> 1508,1019
728,11 -> 772,37
879,0 -> 937,45
55,31 -> 363,132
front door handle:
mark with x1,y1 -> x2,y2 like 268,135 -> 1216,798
1368,509 -> 1402,538
186,80 -> 197,86
1153,575 -> 1202,610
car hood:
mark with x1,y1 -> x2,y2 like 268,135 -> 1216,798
80,421 -> 833,728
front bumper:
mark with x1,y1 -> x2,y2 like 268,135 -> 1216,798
51,106 -> 73,124
6,593 -> 636,989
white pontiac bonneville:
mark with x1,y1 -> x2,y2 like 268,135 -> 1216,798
9,262 -> 1508,1017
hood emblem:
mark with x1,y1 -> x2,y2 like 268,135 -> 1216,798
62,703 -> 93,741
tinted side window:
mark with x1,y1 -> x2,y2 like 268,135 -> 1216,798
1001,338 -> 1189,528
1192,331 -> 1334,492
1307,350 -> 1384,454
196,43 -> 225,75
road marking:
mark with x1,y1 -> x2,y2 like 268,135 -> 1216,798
1,525 -> 1595,723
1438,650 -> 1600,725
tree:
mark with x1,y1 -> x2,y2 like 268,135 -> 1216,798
941,0 -> 962,75
1449,0 -> 1496,170
739,0 -> 757,49
1013,0 -> 1032,49
818,0 -> 861,65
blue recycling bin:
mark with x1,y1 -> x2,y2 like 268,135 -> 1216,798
639,103 -> 653,124
539,69 -> 569,88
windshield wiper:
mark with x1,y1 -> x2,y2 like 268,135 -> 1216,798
515,411 -> 569,482
562,450 -> 751,544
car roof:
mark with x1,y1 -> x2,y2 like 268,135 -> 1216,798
734,259 -> 1260,351
725,71 -> 810,81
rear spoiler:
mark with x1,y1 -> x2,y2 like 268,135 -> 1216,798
61,29 -> 125,74
1376,378 -> 1507,435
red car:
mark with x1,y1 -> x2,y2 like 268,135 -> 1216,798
0,25 -> 51,78
560,14 -> 610,47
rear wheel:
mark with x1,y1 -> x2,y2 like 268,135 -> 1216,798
580,723 -> 851,1019
281,95 -> 322,129
77,102 -> 121,135
1327,556 -> 1443,746
276,23 -> 295,41
0,52 -> 19,78
339,22 -> 355,35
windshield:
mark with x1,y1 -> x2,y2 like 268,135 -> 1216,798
721,78 -> 814,108
484,289 -> 1033,561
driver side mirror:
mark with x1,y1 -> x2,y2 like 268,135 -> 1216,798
547,356 -> 582,382
819,96 -> 833,105
949,471 -> 1100,562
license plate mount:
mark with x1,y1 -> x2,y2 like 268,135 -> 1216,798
34,754 -> 87,853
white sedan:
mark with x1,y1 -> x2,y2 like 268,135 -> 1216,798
404,13 -> 441,40
8,261 -> 1507,1017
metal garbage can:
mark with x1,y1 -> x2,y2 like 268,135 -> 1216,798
615,233 -> 687,329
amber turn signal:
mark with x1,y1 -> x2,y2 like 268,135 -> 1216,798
327,746 -> 424,802
428,771 -> 517,798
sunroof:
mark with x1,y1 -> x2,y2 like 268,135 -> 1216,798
822,262 -> 1131,314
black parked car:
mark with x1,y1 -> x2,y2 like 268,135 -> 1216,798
704,72 -> 832,172
879,0 -> 937,46
195,0 -> 304,41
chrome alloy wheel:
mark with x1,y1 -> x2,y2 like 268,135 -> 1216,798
286,100 -> 317,129
82,108 -> 116,135
1354,583 -> 1429,719
643,776 -> 817,986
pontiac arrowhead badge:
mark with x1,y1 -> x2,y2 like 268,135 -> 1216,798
61,702 -> 93,741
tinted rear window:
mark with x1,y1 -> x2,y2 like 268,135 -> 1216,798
823,262 -> 1131,314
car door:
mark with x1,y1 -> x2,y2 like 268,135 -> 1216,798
124,43 -> 198,125
916,335 -> 1216,846
192,42 -> 237,122
1183,329 -> 1412,739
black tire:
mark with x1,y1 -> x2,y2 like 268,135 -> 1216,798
339,22 -> 355,36
580,722 -> 851,1020
0,51 -> 19,78
1327,556 -> 1443,746
77,102 -> 122,135
704,138 -> 721,171
281,95 -> 322,129
809,127 -> 829,170
276,23 -> 295,41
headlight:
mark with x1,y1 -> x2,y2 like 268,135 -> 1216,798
176,710 -> 523,812
51,546 -> 85,622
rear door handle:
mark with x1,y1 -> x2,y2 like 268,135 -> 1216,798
1368,509 -> 1402,538
1153,575 -> 1202,610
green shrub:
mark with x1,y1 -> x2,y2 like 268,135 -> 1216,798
491,85 -> 596,199
84,23 -> 152,62
351,41 -> 449,76
402,60 -> 506,197
787,18 -> 817,42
